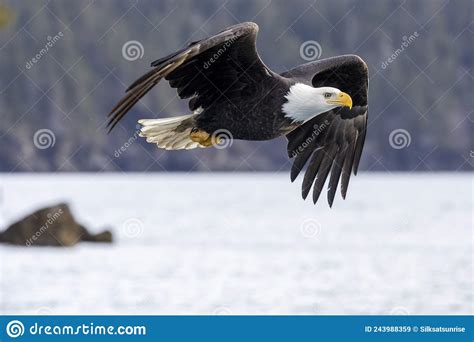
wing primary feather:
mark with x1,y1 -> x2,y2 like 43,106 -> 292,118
151,46 -> 189,68
107,56 -> 189,132
327,120 -> 348,206
290,148 -> 313,182
108,78 -> 156,119
301,148 -> 325,200
312,145 -> 337,204
340,140 -> 356,199
327,148 -> 346,207
107,83 -> 154,132
126,67 -> 160,92
108,82 -> 149,118
352,117 -> 367,175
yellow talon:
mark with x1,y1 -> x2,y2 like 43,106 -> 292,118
190,128 -> 219,147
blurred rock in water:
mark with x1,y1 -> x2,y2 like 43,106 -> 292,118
0,203 -> 113,246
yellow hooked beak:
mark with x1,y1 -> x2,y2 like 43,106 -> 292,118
327,92 -> 353,110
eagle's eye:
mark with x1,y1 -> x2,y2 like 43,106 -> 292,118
324,92 -> 332,98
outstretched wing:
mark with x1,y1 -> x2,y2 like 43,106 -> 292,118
283,55 -> 368,207
107,22 -> 273,132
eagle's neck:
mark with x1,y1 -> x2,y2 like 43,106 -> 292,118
282,83 -> 331,123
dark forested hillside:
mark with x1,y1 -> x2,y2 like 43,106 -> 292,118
0,0 -> 472,172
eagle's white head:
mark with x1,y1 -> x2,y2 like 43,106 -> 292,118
282,83 -> 353,123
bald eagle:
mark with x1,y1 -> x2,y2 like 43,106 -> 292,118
107,22 -> 368,207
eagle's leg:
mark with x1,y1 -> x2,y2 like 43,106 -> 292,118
190,128 -> 216,147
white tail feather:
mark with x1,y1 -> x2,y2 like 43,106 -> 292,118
138,114 -> 204,150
